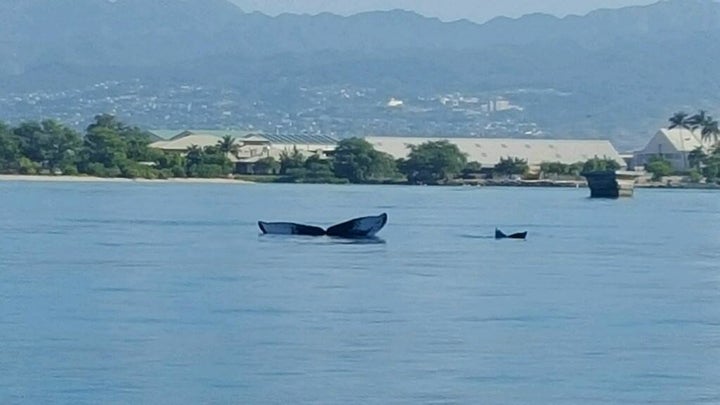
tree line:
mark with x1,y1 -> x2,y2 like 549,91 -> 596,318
256,137 -> 621,185
0,114 -> 236,179
1,114 -> 628,184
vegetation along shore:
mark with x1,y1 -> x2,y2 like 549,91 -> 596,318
1,113 -> 719,188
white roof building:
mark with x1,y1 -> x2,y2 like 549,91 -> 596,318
633,128 -> 710,171
364,136 -> 625,169
148,130 -> 338,163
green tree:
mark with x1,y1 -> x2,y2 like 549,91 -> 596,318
494,157 -> 529,177
688,110 -> 720,144
565,162 -> 585,176
701,148 -> 720,182
18,157 -> 41,175
463,161 -> 483,173
646,156 -> 673,181
582,157 -> 621,173
87,113 -> 125,133
200,146 -> 233,171
302,155 -> 342,183
281,155 -> 336,183
279,147 -> 306,175
81,125 -> 128,174
688,147 -> 707,170
539,161 -> 586,177
254,157 -> 280,175
217,135 -> 239,156
183,144 -> 233,178
332,137 -> 399,183
688,169 -> 703,183
700,118 -> 720,145
13,121 -> 48,164
460,161 -> 484,179
82,114 -> 157,169
188,163 -> 227,178
400,140 -> 467,184
12,120 -> 82,173
540,161 -> 566,176
185,145 -> 204,167
156,151 -> 186,177
0,122 -> 21,173
42,120 -> 82,173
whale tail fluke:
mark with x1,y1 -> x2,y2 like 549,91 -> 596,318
495,228 -> 527,240
259,213 -> 388,239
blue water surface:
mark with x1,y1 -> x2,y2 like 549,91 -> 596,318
0,182 -> 719,404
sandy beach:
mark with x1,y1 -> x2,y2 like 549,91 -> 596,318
0,175 -> 254,184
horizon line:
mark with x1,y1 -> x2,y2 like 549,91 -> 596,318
231,0 -> 668,24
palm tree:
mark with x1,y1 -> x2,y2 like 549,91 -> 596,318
668,111 -> 691,130
700,118 -> 720,145
688,110 -> 708,130
668,111 -> 692,169
185,144 -> 203,166
217,135 -> 238,156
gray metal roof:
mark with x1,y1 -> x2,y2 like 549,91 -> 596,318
261,133 -> 339,145
148,129 -> 338,146
148,129 -> 261,140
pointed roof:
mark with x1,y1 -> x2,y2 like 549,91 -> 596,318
658,128 -> 705,152
149,135 -> 223,150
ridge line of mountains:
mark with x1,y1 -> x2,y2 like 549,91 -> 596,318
1,0 -> 719,149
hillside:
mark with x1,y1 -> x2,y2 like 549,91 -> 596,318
1,0 -> 719,148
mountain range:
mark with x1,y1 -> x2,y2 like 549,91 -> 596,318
1,0 -> 719,147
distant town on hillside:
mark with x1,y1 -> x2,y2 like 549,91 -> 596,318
1,0 -> 720,151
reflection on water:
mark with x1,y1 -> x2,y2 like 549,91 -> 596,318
0,183 -> 719,404
259,234 -> 387,245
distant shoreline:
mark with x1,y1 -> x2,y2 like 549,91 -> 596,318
0,175 -> 254,185
1,174 -> 718,190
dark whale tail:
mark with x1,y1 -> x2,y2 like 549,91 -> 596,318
258,221 -> 325,236
495,228 -> 527,240
326,213 -> 388,238
259,213 -> 388,239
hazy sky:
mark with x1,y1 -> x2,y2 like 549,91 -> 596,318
229,0 -> 660,22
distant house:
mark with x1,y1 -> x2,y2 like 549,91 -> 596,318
148,129 -> 266,152
149,134 -> 232,152
633,128 -> 708,171
148,130 -> 338,174
364,136 -> 626,170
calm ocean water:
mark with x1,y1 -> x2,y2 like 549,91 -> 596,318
0,182 -> 719,404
